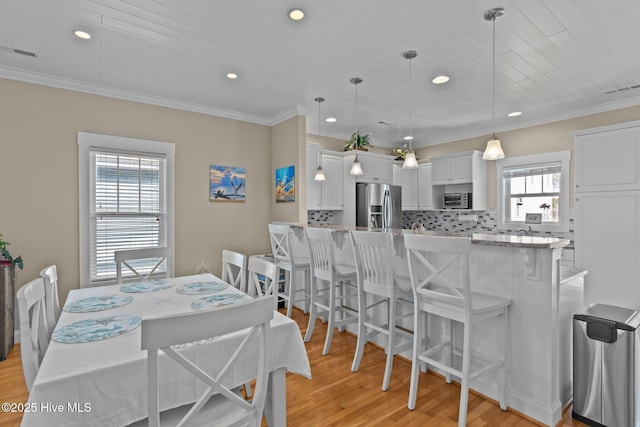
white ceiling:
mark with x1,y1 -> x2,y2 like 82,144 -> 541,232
1,0 -> 640,149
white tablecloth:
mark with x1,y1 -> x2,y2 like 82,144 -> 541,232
22,274 -> 311,427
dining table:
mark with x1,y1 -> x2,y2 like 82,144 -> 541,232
21,273 -> 311,427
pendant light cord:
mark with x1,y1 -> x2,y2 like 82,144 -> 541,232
409,55 -> 413,151
492,15 -> 496,131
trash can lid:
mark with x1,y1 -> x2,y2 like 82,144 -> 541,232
575,303 -> 640,331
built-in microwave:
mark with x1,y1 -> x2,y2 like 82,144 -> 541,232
444,192 -> 472,209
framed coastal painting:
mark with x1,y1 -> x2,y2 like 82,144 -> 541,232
210,165 -> 245,202
275,165 -> 295,203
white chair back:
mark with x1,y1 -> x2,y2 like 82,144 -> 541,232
114,246 -> 171,284
268,223 -> 293,267
349,231 -> 396,297
16,277 -> 50,390
248,256 -> 278,301
141,297 -> 273,427
40,265 -> 60,334
305,227 -> 336,282
404,234 -> 472,313
221,250 -> 247,293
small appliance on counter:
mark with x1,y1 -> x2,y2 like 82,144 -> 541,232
356,183 -> 402,229
444,192 -> 472,209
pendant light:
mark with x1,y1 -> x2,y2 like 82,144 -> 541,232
349,77 -> 364,176
402,50 -> 419,169
313,97 -> 327,181
482,7 -> 506,161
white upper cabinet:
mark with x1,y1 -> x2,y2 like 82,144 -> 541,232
418,163 -> 433,210
430,151 -> 486,210
306,144 -> 322,210
306,144 -> 344,211
393,164 -> 418,210
574,125 -> 640,192
350,151 -> 394,184
320,153 -> 343,210
431,153 -> 473,184
393,162 -> 433,210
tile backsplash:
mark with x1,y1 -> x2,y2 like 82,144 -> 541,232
309,208 -> 574,245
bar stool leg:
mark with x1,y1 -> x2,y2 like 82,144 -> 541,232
458,321 -> 472,427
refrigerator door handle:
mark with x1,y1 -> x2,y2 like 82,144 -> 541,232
383,190 -> 391,229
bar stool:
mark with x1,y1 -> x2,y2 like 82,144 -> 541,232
268,224 -> 311,317
304,227 -> 358,355
349,230 -> 413,392
404,233 -> 511,426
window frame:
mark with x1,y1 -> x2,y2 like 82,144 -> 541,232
496,150 -> 571,232
79,132 -> 175,287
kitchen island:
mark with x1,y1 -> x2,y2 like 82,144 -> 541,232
289,224 -> 585,426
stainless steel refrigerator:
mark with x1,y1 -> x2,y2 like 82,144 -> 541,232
356,183 -> 402,229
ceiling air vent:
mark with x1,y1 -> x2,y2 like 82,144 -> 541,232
0,45 -> 37,58
605,84 -> 640,95
377,120 -> 396,126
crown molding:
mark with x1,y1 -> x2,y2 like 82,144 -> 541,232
0,65 -> 273,126
268,105 -> 311,126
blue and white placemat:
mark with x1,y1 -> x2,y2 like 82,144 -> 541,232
191,293 -> 250,310
176,281 -> 227,295
64,295 -> 134,313
52,314 -> 142,344
120,279 -> 172,293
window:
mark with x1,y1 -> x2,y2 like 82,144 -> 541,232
497,151 -> 570,232
79,132 -> 174,287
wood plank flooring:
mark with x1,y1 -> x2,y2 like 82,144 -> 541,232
0,307 -> 587,426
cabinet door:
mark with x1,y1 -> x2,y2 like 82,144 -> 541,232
418,164 -> 433,209
394,165 -> 418,210
374,157 -> 394,183
575,130 -> 640,192
321,154 -> 344,210
575,191 -> 640,307
450,156 -> 472,182
355,153 -> 375,181
306,145 -> 322,210
431,159 -> 450,185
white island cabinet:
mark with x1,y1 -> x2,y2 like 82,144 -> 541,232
288,224 -> 582,426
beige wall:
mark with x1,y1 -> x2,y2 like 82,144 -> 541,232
0,78 -> 277,303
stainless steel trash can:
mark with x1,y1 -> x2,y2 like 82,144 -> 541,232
573,304 -> 640,427
0,263 -> 15,361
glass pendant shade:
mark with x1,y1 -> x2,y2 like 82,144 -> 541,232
402,151 -> 418,169
350,156 -> 363,176
314,166 -> 326,181
482,133 -> 505,160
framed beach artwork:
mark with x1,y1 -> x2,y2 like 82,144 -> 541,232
210,165 -> 245,202
275,165 -> 295,203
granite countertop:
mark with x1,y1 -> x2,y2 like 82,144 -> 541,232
300,224 -> 571,249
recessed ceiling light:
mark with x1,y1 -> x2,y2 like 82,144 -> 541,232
325,117 -> 336,123
226,73 -> 238,79
432,75 -> 450,84
288,9 -> 304,21
404,136 -> 414,141
508,111 -> 522,117
74,30 -> 92,40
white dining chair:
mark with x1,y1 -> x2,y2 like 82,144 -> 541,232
268,224 -> 311,317
115,246 -> 171,284
137,297 -> 273,427
304,227 -> 358,355
16,277 -> 50,391
39,265 -> 60,337
221,250 -> 248,294
248,255 -> 278,307
349,230 -> 414,392
404,233 -> 511,426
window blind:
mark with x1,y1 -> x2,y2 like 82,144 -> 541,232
89,149 -> 167,284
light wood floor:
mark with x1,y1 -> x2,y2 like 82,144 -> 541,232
0,307 -> 587,427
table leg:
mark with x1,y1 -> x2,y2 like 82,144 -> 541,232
264,367 -> 286,427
